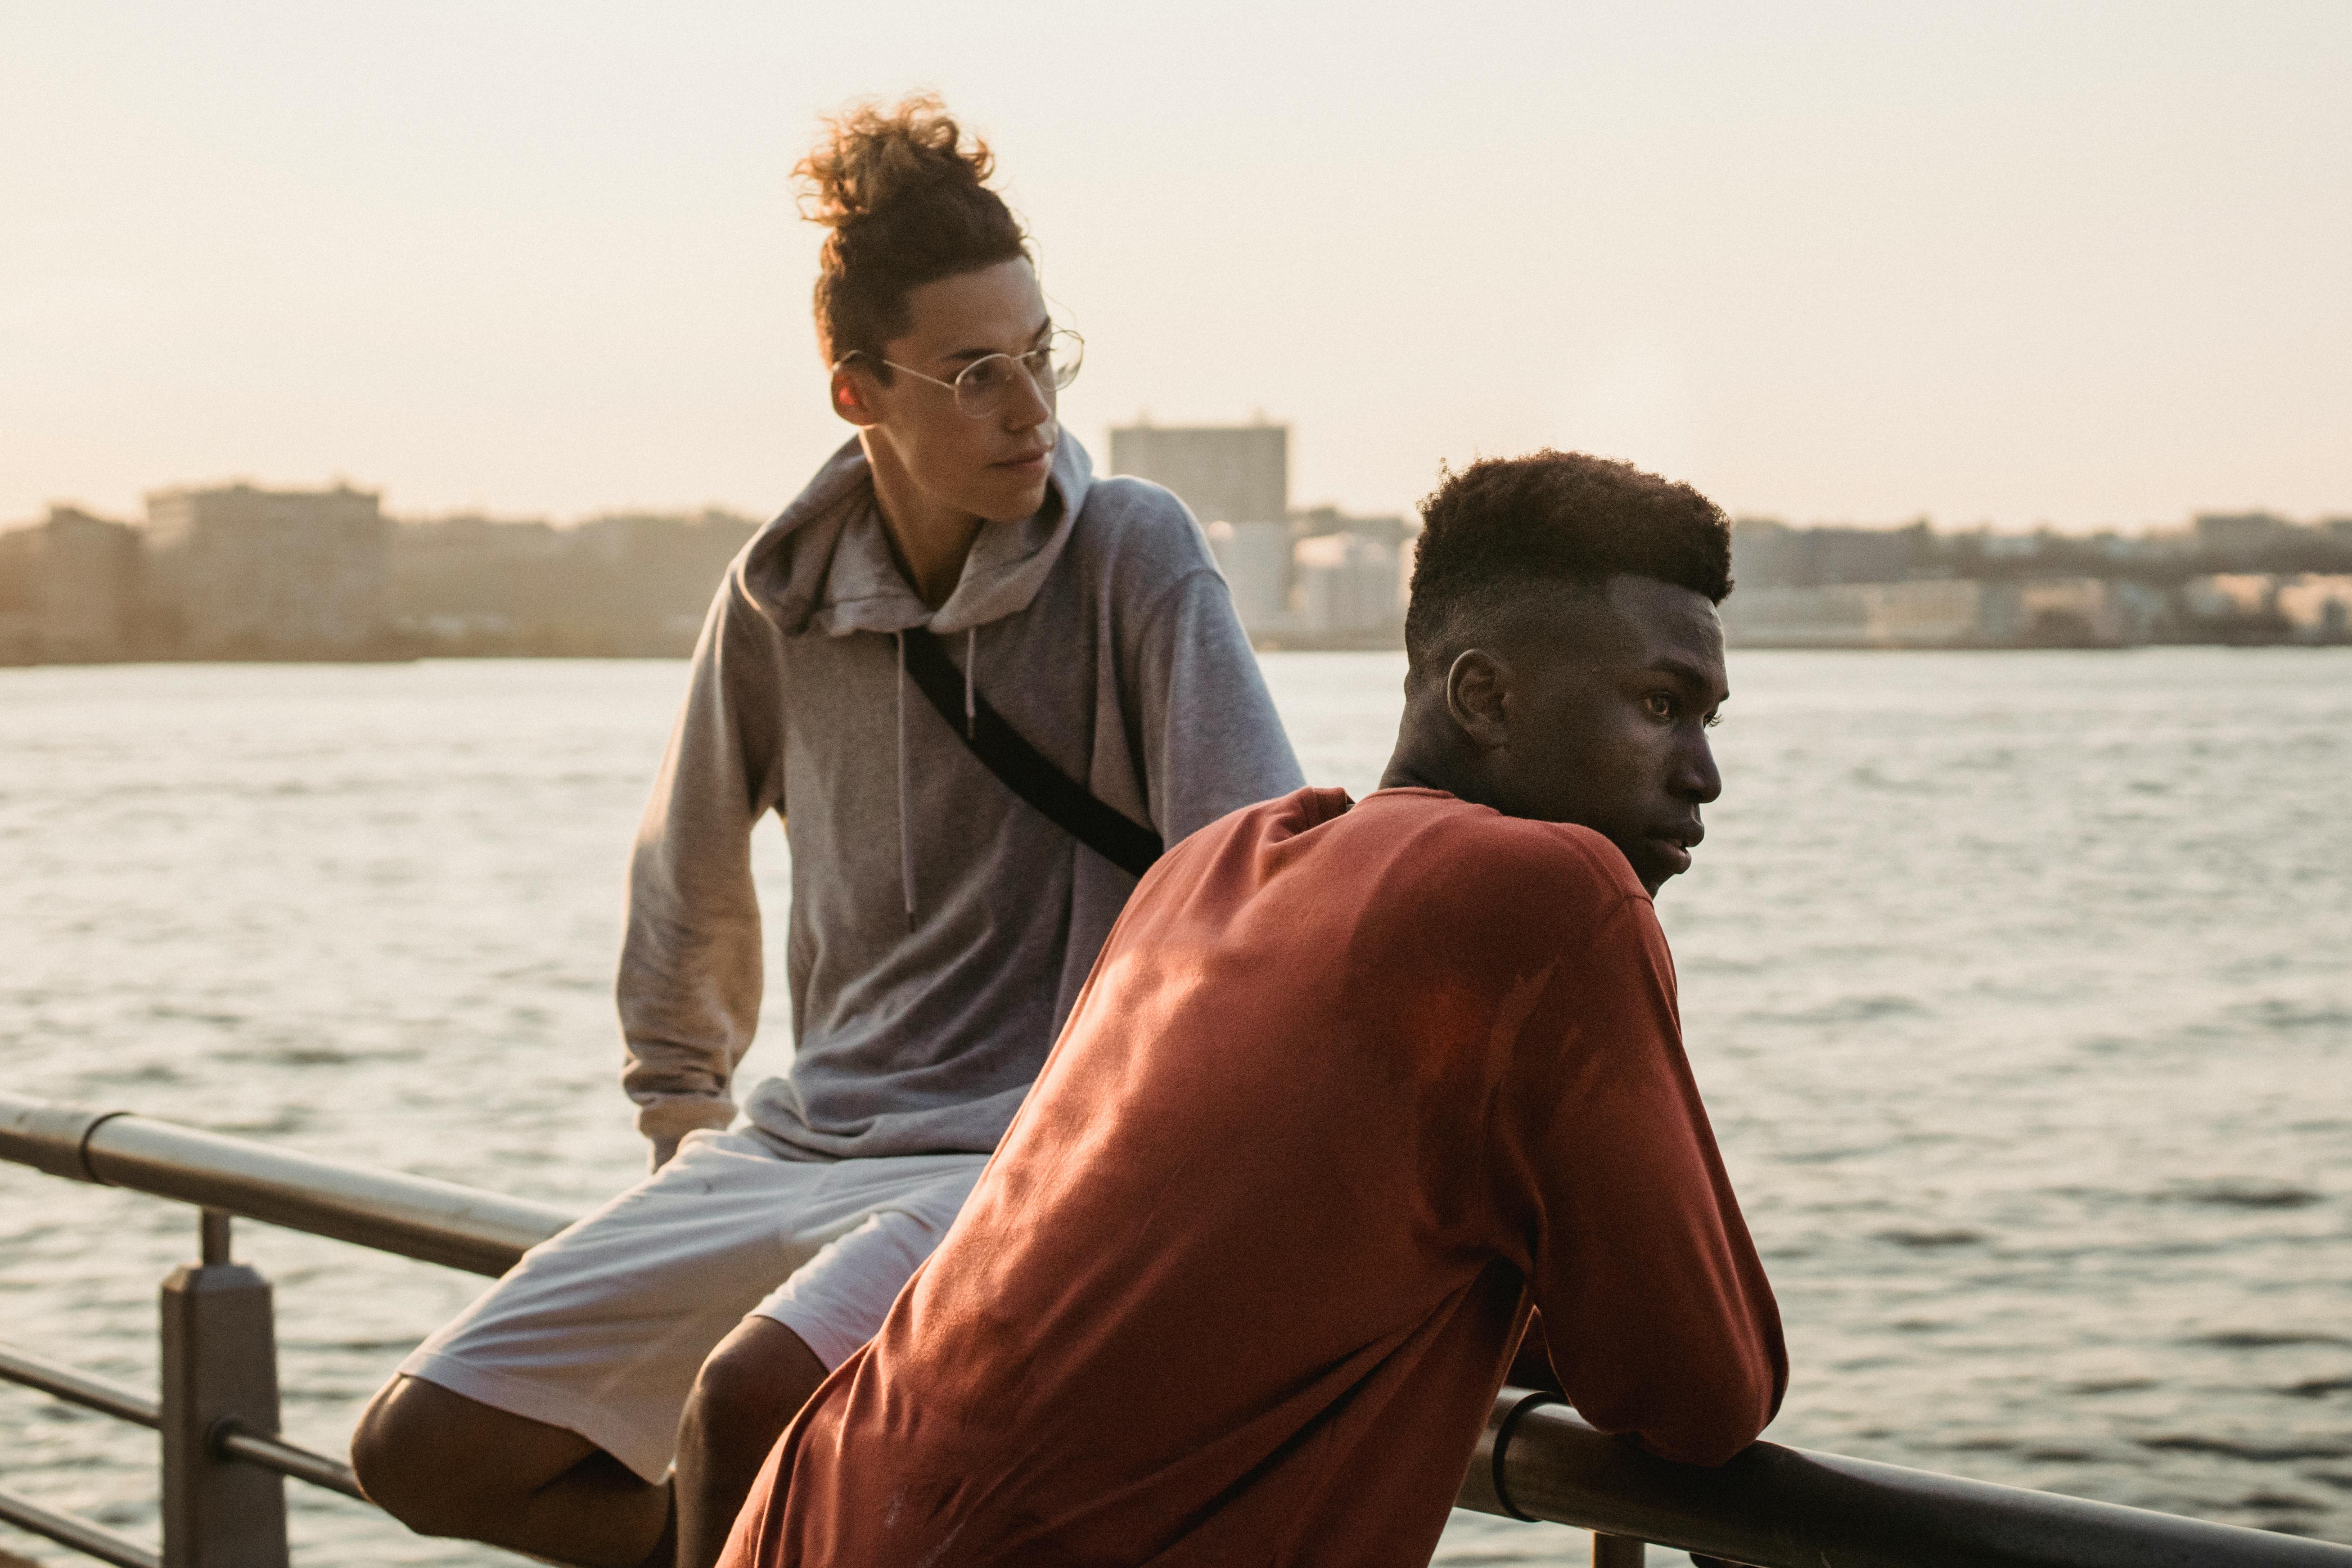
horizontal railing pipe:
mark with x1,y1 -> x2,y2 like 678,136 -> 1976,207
213,1425 -> 368,1503
0,1341 -> 160,1429
0,1339 -> 366,1504
0,1487 -> 159,1568
0,1093 -> 570,1277
1462,1391 -> 2352,1567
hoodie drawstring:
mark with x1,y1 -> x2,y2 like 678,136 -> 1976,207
964,626 -> 977,739
896,630 -> 915,932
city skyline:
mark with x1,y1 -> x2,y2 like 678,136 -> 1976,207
9,442 -> 2346,541
18,433 -> 2352,550
9,457 -> 2347,667
5,5 -> 2349,532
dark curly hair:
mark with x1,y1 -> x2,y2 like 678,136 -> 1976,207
797,95 -> 1030,377
1404,451 -> 1732,681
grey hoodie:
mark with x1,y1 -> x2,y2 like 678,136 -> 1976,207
618,433 -> 1304,1161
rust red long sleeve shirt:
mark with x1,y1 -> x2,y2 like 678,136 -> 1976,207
725,786 -> 1786,1568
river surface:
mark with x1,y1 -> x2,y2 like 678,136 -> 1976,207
2,649 -> 2348,1565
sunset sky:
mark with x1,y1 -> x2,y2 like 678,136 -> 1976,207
5,1 -> 2347,532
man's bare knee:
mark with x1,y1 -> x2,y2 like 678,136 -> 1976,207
689,1317 -> 829,1436
352,1374 -> 595,1537
674,1321 -> 830,1568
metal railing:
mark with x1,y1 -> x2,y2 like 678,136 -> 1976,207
0,1094 -> 569,1568
4,1090 -> 2349,1568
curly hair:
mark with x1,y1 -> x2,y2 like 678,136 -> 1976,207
1404,451 -> 1732,680
796,95 -> 1031,375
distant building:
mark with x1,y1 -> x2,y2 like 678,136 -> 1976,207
143,482 -> 389,656
1289,504 -> 1415,550
2193,512 -> 2293,568
385,508 -> 759,656
569,510 -> 762,650
1724,575 -> 2165,648
1108,422 -> 1288,532
2180,573 -> 2277,621
0,532 -> 29,661
1728,519 -> 1806,586
1730,518 -> 1926,588
1291,531 -> 1404,642
2273,575 -> 2352,640
386,514 -> 570,647
1199,521 -> 1294,632
1110,422 -> 1294,638
1721,581 -> 1983,648
0,506 -> 141,664
1979,533 -> 2043,560
1721,584 -> 1872,646
1980,578 -> 2160,644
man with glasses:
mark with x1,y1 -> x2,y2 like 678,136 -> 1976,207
351,97 -> 1302,1568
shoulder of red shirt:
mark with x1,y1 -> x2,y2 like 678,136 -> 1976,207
1360,786 -> 1644,883
1248,784 -> 1652,933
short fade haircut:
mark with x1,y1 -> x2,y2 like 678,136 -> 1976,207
1404,451 -> 1732,682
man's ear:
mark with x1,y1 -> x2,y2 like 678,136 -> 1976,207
1443,648 -> 1512,750
831,365 -> 881,428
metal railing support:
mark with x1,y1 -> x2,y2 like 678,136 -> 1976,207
158,1212 -> 288,1568
1593,1534 -> 1646,1566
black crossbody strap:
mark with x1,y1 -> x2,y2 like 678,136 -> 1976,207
899,627 -> 1163,878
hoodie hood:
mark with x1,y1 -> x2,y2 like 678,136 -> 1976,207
739,433 -> 1096,639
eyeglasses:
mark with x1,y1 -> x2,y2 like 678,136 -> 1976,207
840,329 -> 1085,418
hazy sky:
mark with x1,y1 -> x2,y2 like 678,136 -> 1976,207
5,2 -> 2347,531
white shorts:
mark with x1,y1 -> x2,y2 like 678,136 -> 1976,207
396,1130 -> 985,1482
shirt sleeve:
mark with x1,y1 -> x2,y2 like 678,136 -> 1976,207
616,569 -> 787,1156
1126,568 -> 1306,845
1500,894 -> 1787,1466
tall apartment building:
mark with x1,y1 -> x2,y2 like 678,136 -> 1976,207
143,482 -> 389,656
1108,422 -> 1293,635
1107,422 -> 1288,528
1105,421 -> 1410,645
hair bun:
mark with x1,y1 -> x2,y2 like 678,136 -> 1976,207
795,95 -> 1028,365
798,94 -> 996,232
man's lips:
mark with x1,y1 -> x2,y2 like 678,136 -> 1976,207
1645,823 -> 1704,873
993,436 -> 1055,473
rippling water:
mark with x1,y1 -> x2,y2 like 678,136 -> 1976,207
2,650 -> 2348,1564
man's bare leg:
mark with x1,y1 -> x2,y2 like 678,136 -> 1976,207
351,1374 -> 674,1568
672,1318 -> 829,1568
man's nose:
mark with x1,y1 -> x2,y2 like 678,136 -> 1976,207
1676,731 -> 1722,804
1002,365 -> 1054,429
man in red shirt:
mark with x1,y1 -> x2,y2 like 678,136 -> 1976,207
723,451 -> 1787,1567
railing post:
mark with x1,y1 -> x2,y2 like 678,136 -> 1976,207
1591,1532 -> 1645,1566
159,1209 -> 288,1568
